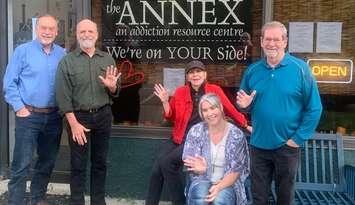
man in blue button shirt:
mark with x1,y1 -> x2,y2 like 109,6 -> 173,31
3,14 -> 65,205
237,21 -> 322,205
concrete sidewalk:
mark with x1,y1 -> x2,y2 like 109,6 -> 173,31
0,179 -> 157,205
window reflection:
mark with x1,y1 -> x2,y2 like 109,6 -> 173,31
12,0 -> 76,50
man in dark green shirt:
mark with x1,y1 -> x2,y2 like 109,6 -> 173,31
55,19 -> 120,205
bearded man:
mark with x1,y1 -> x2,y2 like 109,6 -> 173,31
55,19 -> 121,205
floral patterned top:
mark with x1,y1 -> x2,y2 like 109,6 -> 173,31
182,122 -> 250,205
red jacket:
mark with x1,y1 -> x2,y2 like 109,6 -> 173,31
164,83 -> 248,144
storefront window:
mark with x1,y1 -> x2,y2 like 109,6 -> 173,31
12,0 -> 77,50
92,0 -> 263,127
9,0 -> 80,168
273,0 -> 355,135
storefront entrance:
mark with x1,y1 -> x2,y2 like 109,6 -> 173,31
5,0 -> 91,180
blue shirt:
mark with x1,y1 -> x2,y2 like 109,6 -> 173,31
240,53 -> 322,149
3,39 -> 66,111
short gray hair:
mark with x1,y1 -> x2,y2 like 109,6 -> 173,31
198,93 -> 224,120
261,21 -> 288,39
35,14 -> 58,26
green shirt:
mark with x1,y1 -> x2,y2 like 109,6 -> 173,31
56,47 -> 120,114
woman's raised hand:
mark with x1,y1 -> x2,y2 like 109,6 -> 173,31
183,155 -> 207,174
153,83 -> 169,103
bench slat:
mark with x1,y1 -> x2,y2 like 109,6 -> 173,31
295,190 -> 306,205
305,142 -> 310,182
313,140 -> 318,183
342,193 -> 355,204
311,190 -> 322,203
335,192 -> 350,205
302,190 -> 316,204
326,191 -> 339,204
321,140 -> 326,183
319,191 -> 331,204
329,140 -> 334,184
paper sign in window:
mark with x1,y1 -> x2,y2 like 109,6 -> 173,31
163,68 -> 185,96
316,22 -> 342,53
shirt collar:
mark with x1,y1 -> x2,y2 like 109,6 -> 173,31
262,52 -> 290,69
189,82 -> 205,93
74,47 -> 106,57
33,39 -> 55,54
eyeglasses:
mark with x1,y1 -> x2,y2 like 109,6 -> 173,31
262,37 -> 284,44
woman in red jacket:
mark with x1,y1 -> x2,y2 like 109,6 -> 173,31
145,60 -> 251,205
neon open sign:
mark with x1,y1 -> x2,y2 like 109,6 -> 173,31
307,59 -> 353,84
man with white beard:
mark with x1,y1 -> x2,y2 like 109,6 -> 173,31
236,21 -> 322,205
55,19 -> 121,205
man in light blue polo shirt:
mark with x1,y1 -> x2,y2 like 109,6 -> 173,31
236,21 -> 322,205
3,14 -> 65,205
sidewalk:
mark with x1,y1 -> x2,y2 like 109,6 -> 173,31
0,179 -> 159,205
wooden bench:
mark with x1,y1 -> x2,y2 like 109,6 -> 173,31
344,165 -> 355,202
269,133 -> 355,204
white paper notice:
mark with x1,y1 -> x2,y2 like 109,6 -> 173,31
316,22 -> 342,53
163,68 -> 185,96
288,22 -> 314,53
32,18 -> 37,40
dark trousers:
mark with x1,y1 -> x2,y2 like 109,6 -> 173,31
250,145 -> 300,205
146,140 -> 185,205
8,111 -> 62,205
67,106 -> 112,205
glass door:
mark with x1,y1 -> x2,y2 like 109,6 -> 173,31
8,0 -> 88,180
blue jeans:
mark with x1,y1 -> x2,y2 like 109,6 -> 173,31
68,105 -> 112,205
8,111 -> 62,205
188,180 -> 235,205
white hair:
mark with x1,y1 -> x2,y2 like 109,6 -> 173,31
261,21 -> 288,39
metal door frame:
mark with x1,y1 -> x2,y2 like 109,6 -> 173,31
2,0 -> 91,179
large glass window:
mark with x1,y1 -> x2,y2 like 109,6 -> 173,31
273,0 -> 355,136
12,0 -> 77,50
92,0 -> 263,128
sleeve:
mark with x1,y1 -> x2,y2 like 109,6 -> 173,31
225,126 -> 250,180
182,124 -> 202,160
213,85 -> 248,128
291,65 -> 323,145
55,59 -> 74,115
3,47 -> 25,111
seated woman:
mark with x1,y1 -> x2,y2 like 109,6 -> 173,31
183,93 -> 250,205
146,60 -> 251,205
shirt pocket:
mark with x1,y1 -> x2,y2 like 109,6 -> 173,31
68,68 -> 86,87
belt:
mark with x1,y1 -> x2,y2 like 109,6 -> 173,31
76,105 -> 109,113
25,105 -> 58,113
